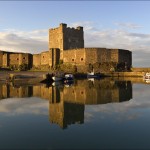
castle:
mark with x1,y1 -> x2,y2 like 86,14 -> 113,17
0,23 -> 132,72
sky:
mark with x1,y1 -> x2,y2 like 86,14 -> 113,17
0,1 -> 150,67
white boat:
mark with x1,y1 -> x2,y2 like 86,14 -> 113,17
52,76 -> 63,81
88,78 -> 95,82
65,74 -> 74,80
63,74 -> 74,84
52,72 -> 65,81
87,71 -> 100,78
87,72 -> 94,76
143,72 -> 150,82
52,81 -> 62,86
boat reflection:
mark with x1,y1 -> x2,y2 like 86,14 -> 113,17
0,78 -> 132,129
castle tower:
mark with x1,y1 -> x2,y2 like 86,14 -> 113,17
49,48 -> 60,68
49,23 -> 84,60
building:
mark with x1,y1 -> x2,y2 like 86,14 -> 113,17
0,51 -> 32,69
0,23 -> 132,72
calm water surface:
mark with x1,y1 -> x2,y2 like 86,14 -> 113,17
0,78 -> 150,149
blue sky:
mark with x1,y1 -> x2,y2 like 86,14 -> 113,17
0,1 -> 150,67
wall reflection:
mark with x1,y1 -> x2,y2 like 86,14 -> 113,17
0,79 -> 132,129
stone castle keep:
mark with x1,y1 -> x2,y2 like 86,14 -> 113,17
0,23 -> 132,72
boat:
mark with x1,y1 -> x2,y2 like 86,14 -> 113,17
64,74 -> 74,84
64,74 -> 74,80
51,72 -> 65,81
88,78 -> 95,82
52,76 -> 63,81
143,72 -> 150,82
52,81 -> 63,87
64,83 -> 73,87
87,70 -> 100,78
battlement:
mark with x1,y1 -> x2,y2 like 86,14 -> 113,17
59,23 -> 67,28
49,23 -> 83,33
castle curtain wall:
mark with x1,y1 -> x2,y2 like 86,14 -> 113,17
2,53 -> 9,67
118,49 -> 132,68
96,48 -> 111,63
110,49 -> 119,63
9,53 -> 19,65
33,54 -> 41,67
63,48 -> 85,65
41,51 -> 50,66
0,52 -> 3,67
18,53 -> 31,66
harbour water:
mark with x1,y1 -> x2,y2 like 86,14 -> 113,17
0,78 -> 150,149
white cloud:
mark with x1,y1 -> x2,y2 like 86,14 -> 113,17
115,22 -> 143,29
0,97 -> 48,116
0,29 -> 48,54
84,98 -> 150,123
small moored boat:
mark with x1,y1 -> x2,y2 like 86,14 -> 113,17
64,74 -> 74,80
87,70 -> 100,78
52,72 -> 65,81
52,76 -> 63,81
64,74 -> 74,84
143,72 -> 150,82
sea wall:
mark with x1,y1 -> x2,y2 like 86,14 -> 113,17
103,71 -> 145,77
132,68 -> 150,72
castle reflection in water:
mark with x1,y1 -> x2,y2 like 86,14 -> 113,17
0,79 -> 132,129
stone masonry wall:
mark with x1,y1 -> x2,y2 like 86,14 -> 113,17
33,54 -> 41,67
85,48 -> 97,65
110,49 -> 119,63
0,51 -> 32,68
118,49 -> 132,67
63,48 -> 132,72
63,48 -> 85,65
9,53 -> 19,65
19,53 -> 31,66
49,23 -> 84,60
8,53 -> 30,66
96,48 -> 111,63
50,48 -> 60,67
41,51 -> 50,65
0,52 -> 3,67
49,24 -> 64,59
63,48 -> 119,66
3,53 -> 8,67
63,26 -> 84,50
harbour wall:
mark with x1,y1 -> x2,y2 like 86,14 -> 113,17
103,71 -> 145,77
